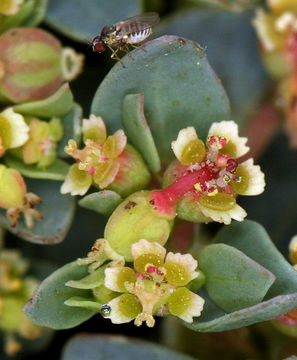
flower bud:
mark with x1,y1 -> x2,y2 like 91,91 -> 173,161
104,191 -> 173,261
0,28 -> 83,103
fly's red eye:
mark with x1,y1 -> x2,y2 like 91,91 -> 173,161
93,42 -> 105,53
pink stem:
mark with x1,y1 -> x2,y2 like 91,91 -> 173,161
149,167 -> 213,218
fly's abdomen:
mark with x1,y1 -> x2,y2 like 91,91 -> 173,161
127,27 -> 152,44
120,21 -> 152,44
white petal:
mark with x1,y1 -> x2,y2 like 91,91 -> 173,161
252,9 -> 276,52
199,202 -> 247,225
178,292 -> 205,323
171,127 -> 198,162
165,252 -> 198,282
208,120 -> 249,158
289,235 -> 297,253
238,158 -> 265,195
1,108 -> 29,148
60,165 -> 92,196
106,296 -> 135,324
131,239 -> 166,262
82,115 -> 106,143
275,12 -> 297,33
104,267 -> 124,292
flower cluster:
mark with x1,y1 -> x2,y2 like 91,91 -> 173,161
253,0 -> 297,145
61,115 -> 151,197
150,121 -> 265,224
62,120 -> 264,331
0,249 -> 44,355
66,239 -> 205,327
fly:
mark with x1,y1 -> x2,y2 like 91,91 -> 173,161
91,12 -> 160,62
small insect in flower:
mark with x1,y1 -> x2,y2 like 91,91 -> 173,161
90,12 -> 160,61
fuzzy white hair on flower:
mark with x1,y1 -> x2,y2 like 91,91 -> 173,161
1,108 -> 29,148
60,164 -> 92,196
199,202 -> 247,225
131,239 -> 166,262
171,127 -> 198,162
208,121 -> 249,158
238,159 -> 265,195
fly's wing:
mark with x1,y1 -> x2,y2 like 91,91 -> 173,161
115,12 -> 160,36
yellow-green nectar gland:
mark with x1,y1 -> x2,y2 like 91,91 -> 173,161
149,135 -> 242,217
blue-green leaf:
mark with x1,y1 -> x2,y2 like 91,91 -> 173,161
123,93 -> 161,173
187,220 -> 297,332
91,35 -> 230,164
45,0 -> 144,42
78,191 -> 122,216
4,156 -> 69,181
199,243 -> 275,312
24,261 -> 96,329
61,334 -> 196,360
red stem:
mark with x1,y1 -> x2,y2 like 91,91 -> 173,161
149,167 -> 213,218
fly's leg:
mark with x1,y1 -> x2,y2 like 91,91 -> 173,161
107,46 -> 125,67
121,45 -> 134,60
130,43 -> 147,53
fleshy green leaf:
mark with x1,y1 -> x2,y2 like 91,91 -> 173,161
64,297 -> 102,311
24,261 -> 96,329
4,156 -> 69,181
198,243 -> 275,313
78,191 -> 122,216
187,220 -> 297,332
61,334 -> 196,360
66,266 -> 105,289
58,103 -> 83,158
13,83 -> 74,118
123,93 -> 161,173
91,35 -> 230,164
157,9 -> 269,129
0,178 -> 75,244
45,0 -> 144,42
